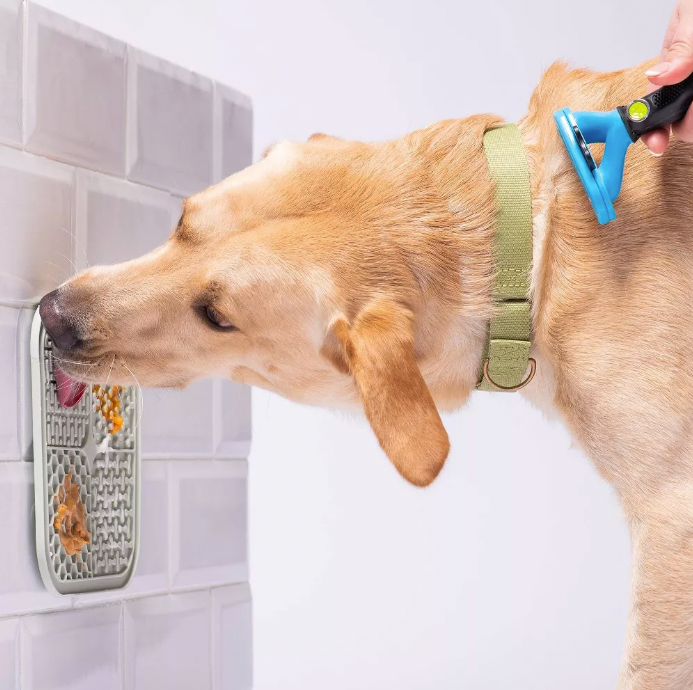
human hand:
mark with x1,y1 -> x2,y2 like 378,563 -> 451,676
643,0 -> 693,154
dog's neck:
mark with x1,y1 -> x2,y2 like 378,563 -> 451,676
516,59 -> 656,416
388,59 -> 656,414
382,116 -> 501,410
377,113 -> 548,411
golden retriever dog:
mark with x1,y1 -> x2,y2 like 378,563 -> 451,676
39,57 -> 693,689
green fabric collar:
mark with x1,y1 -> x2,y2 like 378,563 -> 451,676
476,124 -> 535,392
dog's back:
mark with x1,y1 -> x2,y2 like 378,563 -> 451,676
523,60 -> 693,689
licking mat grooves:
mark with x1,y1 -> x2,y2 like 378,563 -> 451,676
31,311 -> 141,595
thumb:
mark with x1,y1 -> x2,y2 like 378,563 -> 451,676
648,4 -> 693,85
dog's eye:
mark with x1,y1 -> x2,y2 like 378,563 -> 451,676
200,305 -> 237,332
206,306 -> 223,326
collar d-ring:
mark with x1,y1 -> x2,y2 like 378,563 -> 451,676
482,357 -> 536,393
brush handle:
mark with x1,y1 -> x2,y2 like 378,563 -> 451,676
620,72 -> 693,141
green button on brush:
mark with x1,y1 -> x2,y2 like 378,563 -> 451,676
627,100 -> 650,122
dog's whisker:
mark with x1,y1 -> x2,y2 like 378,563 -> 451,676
119,358 -> 144,437
51,355 -> 99,368
45,261 -> 70,280
104,355 -> 116,388
57,226 -> 89,270
51,354 -> 103,392
53,377 -> 89,392
56,252 -> 78,275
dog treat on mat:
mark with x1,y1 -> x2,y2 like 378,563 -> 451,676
52,472 -> 90,557
93,385 -> 124,434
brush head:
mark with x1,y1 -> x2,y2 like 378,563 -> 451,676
553,107 -> 616,225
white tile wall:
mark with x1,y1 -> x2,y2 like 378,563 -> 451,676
0,0 -> 22,147
213,584 -> 253,690
0,618 -> 19,690
21,605 -> 122,690
215,381 -> 252,458
128,48 -> 214,195
170,461 -> 249,589
130,461 -> 170,594
124,592 -> 211,690
0,146 -> 73,302
0,464 -> 68,617
142,381 -> 216,458
75,169 -> 171,270
25,3 -> 127,174
0,3 -> 253,687
17,308 -> 34,461
214,84 -> 253,183
0,308 -> 20,461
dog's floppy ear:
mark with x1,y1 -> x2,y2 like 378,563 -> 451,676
322,298 -> 449,487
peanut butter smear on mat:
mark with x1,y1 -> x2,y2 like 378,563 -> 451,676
53,472 -> 90,556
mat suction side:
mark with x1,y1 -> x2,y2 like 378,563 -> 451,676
30,309 -> 60,594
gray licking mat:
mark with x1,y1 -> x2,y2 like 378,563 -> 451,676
31,310 -> 141,595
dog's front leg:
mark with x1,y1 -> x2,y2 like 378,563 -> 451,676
618,506 -> 693,690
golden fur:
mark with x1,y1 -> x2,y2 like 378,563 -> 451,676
45,56 -> 693,688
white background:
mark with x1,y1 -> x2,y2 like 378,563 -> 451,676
35,1 -> 675,687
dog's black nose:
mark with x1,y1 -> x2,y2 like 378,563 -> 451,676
39,290 -> 80,350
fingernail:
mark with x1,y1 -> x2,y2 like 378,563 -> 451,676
646,62 -> 671,77
649,150 -> 663,157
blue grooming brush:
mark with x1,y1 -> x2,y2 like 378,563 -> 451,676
554,73 -> 693,224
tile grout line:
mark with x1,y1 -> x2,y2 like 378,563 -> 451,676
12,308 -> 22,463
210,587 -> 215,690
0,576 -> 251,621
167,458 -> 175,592
16,615 -> 21,690
71,155 -> 77,275
121,601 -> 125,690
20,0 -> 27,154
122,35 -> 129,184
212,379 -> 222,456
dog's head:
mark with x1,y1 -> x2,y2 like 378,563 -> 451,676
40,121 -> 497,486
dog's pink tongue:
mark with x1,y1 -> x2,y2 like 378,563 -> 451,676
54,368 -> 87,408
